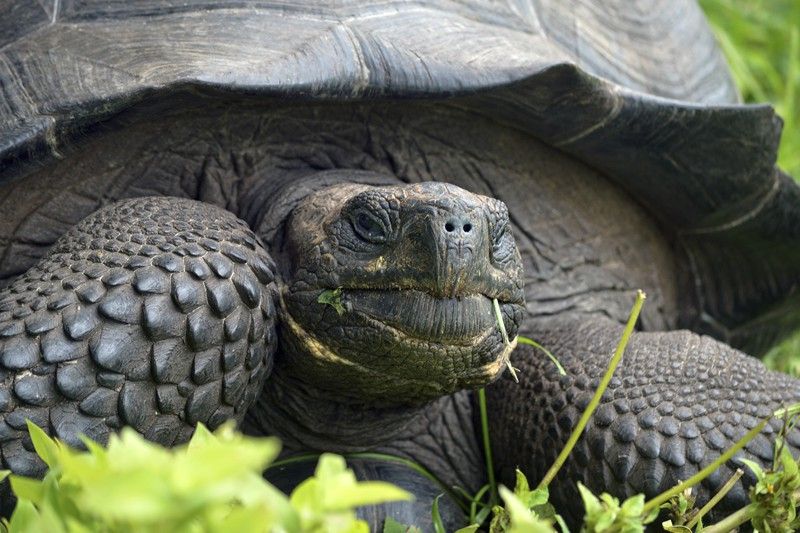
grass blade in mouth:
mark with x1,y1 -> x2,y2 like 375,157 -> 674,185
493,298 -> 518,382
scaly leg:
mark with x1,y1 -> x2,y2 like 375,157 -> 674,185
0,197 -> 278,477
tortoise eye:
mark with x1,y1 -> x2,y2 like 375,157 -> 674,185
352,210 -> 387,243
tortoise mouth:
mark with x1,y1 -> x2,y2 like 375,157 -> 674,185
344,289 -> 501,344
287,285 -> 522,348
280,286 -> 523,402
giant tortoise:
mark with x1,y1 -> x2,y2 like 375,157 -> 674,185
1,0 -> 799,529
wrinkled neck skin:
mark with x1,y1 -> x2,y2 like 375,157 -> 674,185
242,366 -> 486,492
244,368 -> 441,450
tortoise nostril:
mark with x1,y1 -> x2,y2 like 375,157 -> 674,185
445,222 -> 455,232
463,223 -> 472,233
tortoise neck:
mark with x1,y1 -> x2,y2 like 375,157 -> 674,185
242,368 -> 440,451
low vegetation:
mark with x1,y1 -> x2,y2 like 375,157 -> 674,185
0,422 -> 410,532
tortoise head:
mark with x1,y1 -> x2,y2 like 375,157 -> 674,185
276,180 -> 525,405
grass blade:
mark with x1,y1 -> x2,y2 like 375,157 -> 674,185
478,388 -> 498,505
517,336 -> 566,376
686,468 -> 744,529
431,494 -> 446,533
493,298 -> 519,382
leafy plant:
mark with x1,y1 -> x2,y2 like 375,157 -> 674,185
1,421 -> 411,533
489,470 -> 565,533
740,438 -> 800,532
578,485 -> 658,533
492,485 -> 553,533
660,487 -> 698,530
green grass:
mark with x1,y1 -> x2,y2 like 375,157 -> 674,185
700,0 -> 800,175
699,0 -> 800,372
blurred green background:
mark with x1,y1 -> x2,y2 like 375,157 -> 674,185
699,0 -> 800,372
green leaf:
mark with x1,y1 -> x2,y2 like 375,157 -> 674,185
579,483 -> 652,533
10,422 -> 413,533
661,521 -> 692,532
512,469 -> 549,508
383,517 -> 405,533
173,430 -> 281,494
432,494 -> 446,533
302,454 -> 412,510
76,435 -> 106,460
318,288 -> 346,315
72,469 -> 176,522
32,502 -> 67,533
642,504 -> 661,526
578,482 -> 602,518
25,421 -> 59,469
778,441 -> 798,479
290,453 -> 412,532
619,493 -> 645,516
454,525 -> 480,533
6,500 -> 42,533
513,469 -> 530,496
498,486 -> 554,533
383,517 -> 422,533
9,476 -> 44,505
739,458 -> 766,480
331,481 -> 414,510
206,504 -> 273,533
187,421 -> 216,449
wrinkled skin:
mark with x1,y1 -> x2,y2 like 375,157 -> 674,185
279,182 -> 524,404
0,100 -> 798,529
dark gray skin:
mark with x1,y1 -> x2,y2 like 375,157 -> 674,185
1,97 -> 800,530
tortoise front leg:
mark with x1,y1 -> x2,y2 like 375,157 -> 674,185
487,314 -> 800,524
0,197 -> 278,478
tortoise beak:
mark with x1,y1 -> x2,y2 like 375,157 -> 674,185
428,208 -> 490,299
